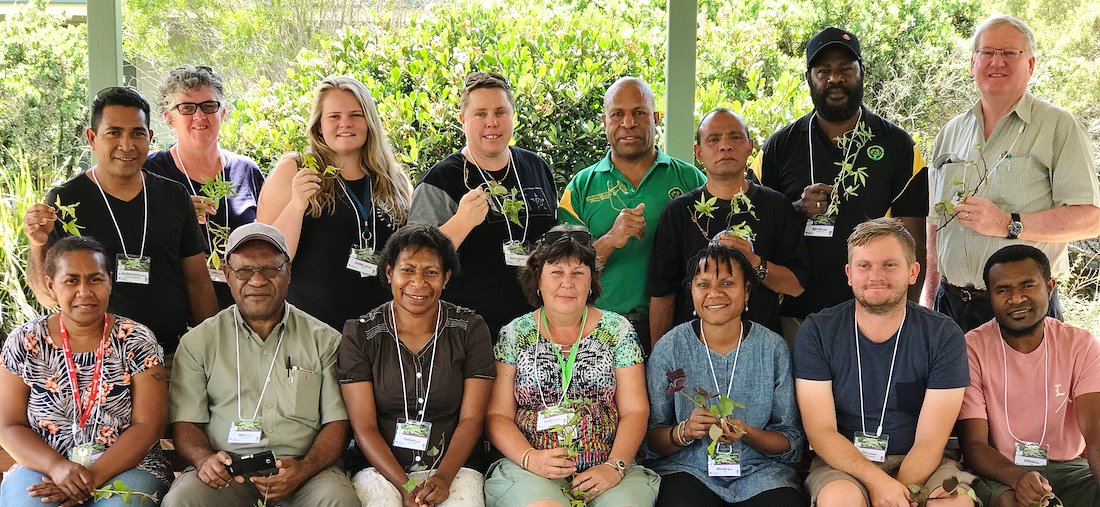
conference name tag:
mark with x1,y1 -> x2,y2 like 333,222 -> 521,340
393,419 -> 431,451
1014,442 -> 1049,466
347,247 -> 379,277
707,444 -> 741,477
854,431 -> 888,463
536,405 -> 573,431
228,420 -> 263,444
115,254 -> 151,284
804,221 -> 835,238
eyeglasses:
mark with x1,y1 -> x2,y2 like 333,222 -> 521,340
974,48 -> 1026,60
226,263 -> 286,281
539,229 -> 593,245
172,101 -> 222,115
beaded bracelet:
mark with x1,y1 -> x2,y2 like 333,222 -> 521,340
520,447 -> 536,470
677,420 -> 696,446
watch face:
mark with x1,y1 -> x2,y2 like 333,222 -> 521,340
1009,221 -> 1023,237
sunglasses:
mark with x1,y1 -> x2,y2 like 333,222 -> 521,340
172,101 -> 221,115
93,86 -> 146,102
539,229 -> 593,245
226,263 -> 286,281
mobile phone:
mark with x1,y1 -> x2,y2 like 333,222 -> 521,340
225,451 -> 277,476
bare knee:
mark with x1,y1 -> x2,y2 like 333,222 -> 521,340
927,493 -> 975,506
816,480 -> 868,507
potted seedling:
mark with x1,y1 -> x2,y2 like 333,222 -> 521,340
815,122 -> 873,226
690,192 -> 757,242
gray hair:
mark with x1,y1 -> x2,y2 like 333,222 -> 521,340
603,76 -> 655,112
157,65 -> 225,113
972,14 -> 1036,55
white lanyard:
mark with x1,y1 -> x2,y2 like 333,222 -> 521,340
171,145 -> 230,242
466,147 -> 531,244
998,326 -> 1049,446
90,167 -> 148,260
807,108 -> 863,186
854,308 -> 905,437
233,305 -> 287,422
389,301 -> 443,423
337,176 -> 378,251
699,320 -> 743,401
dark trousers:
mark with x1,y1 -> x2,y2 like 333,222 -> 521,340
935,279 -> 1063,334
655,472 -> 806,507
624,310 -> 651,356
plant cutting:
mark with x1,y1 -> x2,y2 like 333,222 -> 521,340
690,192 -> 757,242
301,153 -> 340,177
905,476 -> 981,507
463,164 -> 525,226
92,479 -> 160,504
932,143 -> 1000,232
198,174 -> 238,270
678,386 -> 747,458
544,397 -> 594,506
816,122 -> 873,224
54,196 -> 83,237
401,437 -> 445,493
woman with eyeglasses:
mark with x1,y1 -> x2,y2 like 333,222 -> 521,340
408,72 -> 558,340
147,65 -> 265,309
644,244 -> 804,507
257,76 -> 413,331
0,237 -> 171,507
338,224 -> 494,507
484,225 -> 660,507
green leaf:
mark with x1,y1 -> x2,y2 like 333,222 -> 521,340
402,478 -> 417,492
708,424 -> 723,442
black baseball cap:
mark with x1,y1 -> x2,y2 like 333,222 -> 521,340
806,27 -> 861,67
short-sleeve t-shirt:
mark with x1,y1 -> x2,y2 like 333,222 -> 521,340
559,150 -> 707,314
45,171 -> 208,351
793,300 -> 969,455
409,147 -> 558,337
3,315 -> 172,486
336,301 -> 495,470
754,108 -> 928,318
146,148 -> 265,309
960,318 -> 1100,461
495,310 -> 644,471
647,183 -> 810,335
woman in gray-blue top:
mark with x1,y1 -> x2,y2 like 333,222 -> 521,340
645,243 -> 806,506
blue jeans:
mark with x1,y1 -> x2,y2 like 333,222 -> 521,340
1,465 -> 169,507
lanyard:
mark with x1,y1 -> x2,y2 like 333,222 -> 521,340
998,326 -> 1049,446
466,147 -> 531,245
389,300 -> 444,423
535,306 -> 589,407
233,305 -> 286,422
171,145 -> 230,245
964,118 -> 1026,185
337,176 -> 377,251
59,315 -> 110,429
853,308 -> 905,437
807,108 -> 863,186
699,319 -> 743,401
90,167 -> 148,259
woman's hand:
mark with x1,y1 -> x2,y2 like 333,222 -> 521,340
570,462 -> 622,499
28,477 -> 85,507
288,168 -> 322,213
46,460 -> 95,503
454,188 -> 490,229
525,447 -> 576,479
718,417 -> 749,445
402,484 -> 430,507
682,407 -> 721,441
191,196 -> 218,225
414,475 -> 451,506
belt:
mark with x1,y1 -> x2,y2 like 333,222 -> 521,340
942,281 -> 988,301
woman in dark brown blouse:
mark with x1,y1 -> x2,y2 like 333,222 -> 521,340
338,224 -> 495,507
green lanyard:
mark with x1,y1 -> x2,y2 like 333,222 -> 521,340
540,306 -> 589,398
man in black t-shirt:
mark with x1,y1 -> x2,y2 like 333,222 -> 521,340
648,109 -> 809,342
23,87 -> 217,352
752,27 -> 928,341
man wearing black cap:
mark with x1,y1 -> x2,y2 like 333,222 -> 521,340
752,27 -> 929,344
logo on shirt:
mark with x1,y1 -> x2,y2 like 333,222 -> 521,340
867,145 -> 885,161
1055,384 -> 1066,398
668,187 -> 684,199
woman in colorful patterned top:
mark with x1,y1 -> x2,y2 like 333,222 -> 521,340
0,237 -> 171,506
484,225 -> 659,507
645,244 -> 805,507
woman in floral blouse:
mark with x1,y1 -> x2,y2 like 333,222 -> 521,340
0,237 -> 170,506
484,225 -> 659,507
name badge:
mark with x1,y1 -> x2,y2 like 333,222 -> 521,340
347,247 -> 379,277
1014,441 -> 1049,466
503,241 -> 531,267
854,431 -> 888,462
228,420 -> 263,444
68,442 -> 106,468
209,267 -> 227,283
536,405 -> 574,432
804,221 -> 835,238
116,254 -> 151,284
707,444 -> 741,477
393,419 -> 431,451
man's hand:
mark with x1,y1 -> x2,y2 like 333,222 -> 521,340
1012,471 -> 1054,506
454,188 -> 490,229
797,183 -> 832,219
606,203 -> 646,248
197,450 -> 242,489
713,235 -> 759,265
23,203 -> 57,247
954,196 -> 1011,238
865,475 -> 916,507
249,457 -> 309,502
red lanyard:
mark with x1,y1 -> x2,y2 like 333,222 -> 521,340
59,315 -> 110,429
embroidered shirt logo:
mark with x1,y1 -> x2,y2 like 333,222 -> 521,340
867,145 -> 885,161
668,187 -> 684,199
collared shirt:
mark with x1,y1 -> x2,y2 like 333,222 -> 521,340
169,303 -> 348,458
930,92 -> 1100,288
754,107 -> 927,318
559,149 -> 706,314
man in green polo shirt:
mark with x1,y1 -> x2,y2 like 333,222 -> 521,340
163,223 -> 357,506
559,76 -> 706,350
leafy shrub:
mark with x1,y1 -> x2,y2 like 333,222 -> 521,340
0,150 -> 53,336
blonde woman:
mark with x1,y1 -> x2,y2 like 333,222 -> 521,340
258,75 -> 413,330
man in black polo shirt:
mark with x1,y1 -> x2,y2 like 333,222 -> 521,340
753,27 -> 928,341
22,87 -> 218,353
648,108 -> 809,343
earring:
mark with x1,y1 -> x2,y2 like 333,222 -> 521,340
589,289 -> 593,296
537,289 -> 542,297
745,301 -> 750,312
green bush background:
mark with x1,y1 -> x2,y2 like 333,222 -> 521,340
2,0 -> 1098,336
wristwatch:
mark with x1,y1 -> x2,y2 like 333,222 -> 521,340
755,258 -> 769,280
604,457 -> 628,477
1006,212 -> 1022,240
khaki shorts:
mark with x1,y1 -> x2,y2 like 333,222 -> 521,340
805,455 -> 976,505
